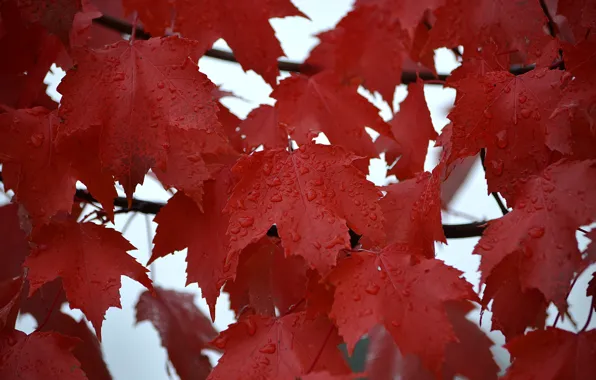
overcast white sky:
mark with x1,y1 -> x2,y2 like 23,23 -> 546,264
10,0 -> 595,379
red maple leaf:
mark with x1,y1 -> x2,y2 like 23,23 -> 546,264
503,328 -> 596,379
30,310 -> 112,380
475,160 -> 596,313
443,68 -> 567,202
123,0 -> 305,85
375,79 -> 437,180
426,0 -> 553,65
224,236 -> 308,317
207,312 -> 350,379
304,6 -> 411,104
136,287 -> 218,380
327,247 -> 477,374
23,218 -> 153,339
356,0 -> 445,31
15,0 -> 101,48
151,163 -> 236,319
365,301 -> 498,380
0,2 -> 63,109
379,171 -> 445,254
0,203 -> 29,282
480,255 -> 548,341
0,330 -> 86,379
238,105 -> 288,151
56,36 -> 228,201
0,277 -> 23,333
225,143 -> 385,275
272,72 -> 393,161
0,108 -> 76,224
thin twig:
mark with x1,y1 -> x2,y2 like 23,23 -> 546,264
580,298 -> 594,332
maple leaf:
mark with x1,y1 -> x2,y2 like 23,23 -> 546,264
503,328 -> 596,379
444,68 -> 567,202
475,160 -> 596,313
0,330 -> 86,379
0,277 -> 23,333
365,301 -> 499,380
151,163 -> 236,319
123,0 -> 306,85
426,0 -> 553,65
272,72 -> 393,160
480,255 -> 548,341
0,203 -> 29,282
23,218 -> 153,339
136,287 -> 218,380
238,105 -> 288,151
375,79 -> 437,180
327,247 -> 477,374
304,6 -> 411,104
379,171 -> 445,254
355,0 -> 445,32
225,143 -> 385,275
0,2 -> 62,109
207,312 -> 350,379
0,108 -> 77,224
31,310 -> 112,380
15,0 -> 101,48
217,103 -> 243,153
56,36 -> 228,201
224,236 -> 308,317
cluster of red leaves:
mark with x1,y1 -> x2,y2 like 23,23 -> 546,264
1,0 -> 596,379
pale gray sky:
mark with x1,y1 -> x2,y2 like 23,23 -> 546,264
11,0 -> 595,379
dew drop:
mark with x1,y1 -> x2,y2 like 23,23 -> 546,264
230,226 -> 240,235
156,81 -> 165,89
238,216 -> 254,228
518,94 -> 527,104
244,319 -> 257,336
483,109 -> 493,119
368,213 -> 378,221
352,294 -> 361,301
490,160 -> 504,176
521,108 -> 531,119
365,282 -> 380,295
528,226 -> 545,238
30,133 -> 44,147
496,130 -> 508,149
270,193 -> 283,202
259,343 -> 276,354
291,231 -> 301,242
306,189 -> 317,201
263,163 -> 272,175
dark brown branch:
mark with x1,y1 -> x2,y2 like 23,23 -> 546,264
0,173 -> 487,239
93,15 -> 549,82
93,15 -> 451,83
79,189 -> 486,239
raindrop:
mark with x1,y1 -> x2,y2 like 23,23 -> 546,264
365,282 -> 380,295
528,226 -> 545,238
306,189 -> 317,201
259,343 -> 276,354
29,133 -> 44,147
244,319 -> 257,336
496,130 -> 508,149
157,81 -> 165,89
238,217 -> 254,227
270,193 -> 283,202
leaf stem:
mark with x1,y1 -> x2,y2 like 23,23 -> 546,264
33,288 -> 63,333
305,324 -> 334,374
